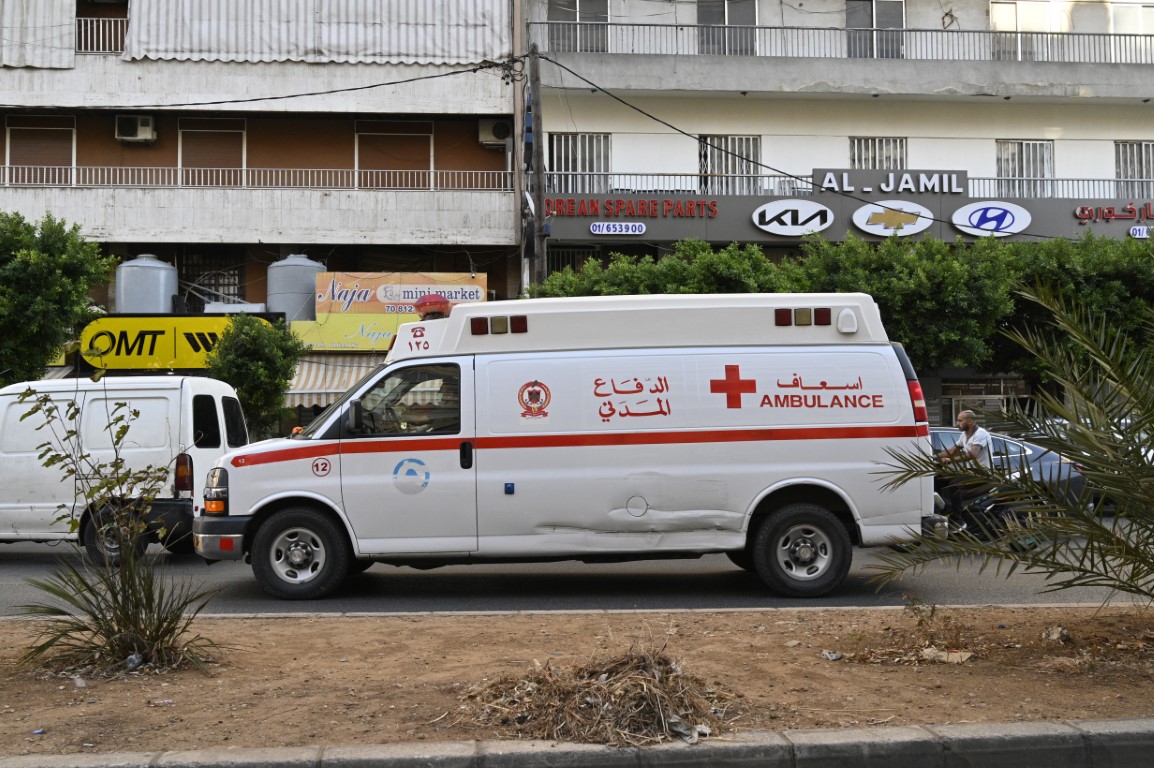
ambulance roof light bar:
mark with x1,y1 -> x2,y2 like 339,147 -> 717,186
773,305 -> 847,330
471,315 -> 529,336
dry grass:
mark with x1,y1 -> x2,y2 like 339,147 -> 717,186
461,644 -> 738,747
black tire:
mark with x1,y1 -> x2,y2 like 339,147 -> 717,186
751,503 -> 852,598
81,508 -> 148,567
251,508 -> 351,599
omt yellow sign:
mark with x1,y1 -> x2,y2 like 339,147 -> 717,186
79,316 -> 269,370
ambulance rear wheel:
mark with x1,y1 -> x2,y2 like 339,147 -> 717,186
751,504 -> 851,598
252,508 -> 351,600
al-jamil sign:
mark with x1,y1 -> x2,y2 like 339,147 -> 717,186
79,315 -> 270,370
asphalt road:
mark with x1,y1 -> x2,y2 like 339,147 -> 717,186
0,542 -> 1134,616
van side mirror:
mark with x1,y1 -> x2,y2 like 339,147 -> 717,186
347,400 -> 364,433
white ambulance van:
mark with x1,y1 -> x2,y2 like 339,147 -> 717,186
0,375 -> 248,561
195,294 -> 934,599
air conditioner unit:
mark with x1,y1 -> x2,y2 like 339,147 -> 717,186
115,115 -> 156,142
478,118 -> 513,147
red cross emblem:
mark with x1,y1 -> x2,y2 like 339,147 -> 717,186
710,365 -> 757,409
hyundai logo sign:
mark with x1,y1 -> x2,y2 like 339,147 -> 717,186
951,201 -> 1032,237
751,200 -> 834,237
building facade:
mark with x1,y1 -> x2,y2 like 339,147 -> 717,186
2,0 -> 520,304
524,0 -> 1154,420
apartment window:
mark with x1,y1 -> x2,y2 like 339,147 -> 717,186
1116,141 -> 1154,198
178,249 -> 244,311
846,0 -> 905,59
180,119 -> 245,187
990,1 -> 1063,61
357,121 -> 434,190
548,0 -> 608,53
6,117 -> 74,186
996,139 -> 1053,197
1110,5 -> 1154,63
700,135 -> 760,195
698,0 -> 757,55
547,245 -> 601,276
549,133 -> 610,194
851,137 -> 907,169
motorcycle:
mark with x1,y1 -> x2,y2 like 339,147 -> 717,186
934,480 -> 1038,550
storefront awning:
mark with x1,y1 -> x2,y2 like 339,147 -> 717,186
286,353 -> 384,409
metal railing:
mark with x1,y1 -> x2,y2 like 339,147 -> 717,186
543,172 -> 1154,199
76,17 -> 128,54
5,165 -> 1148,199
531,21 -> 1154,65
1,165 -> 514,191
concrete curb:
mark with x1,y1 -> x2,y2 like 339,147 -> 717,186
3,717 -> 1154,768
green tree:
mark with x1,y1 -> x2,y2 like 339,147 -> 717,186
874,283 -> 1154,599
989,234 -> 1154,382
791,235 -> 1016,372
0,212 -> 114,386
534,240 -> 787,297
204,314 -> 309,437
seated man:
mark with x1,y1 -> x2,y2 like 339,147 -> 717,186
405,378 -> 460,433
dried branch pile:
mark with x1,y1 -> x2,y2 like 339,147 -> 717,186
462,645 -> 736,747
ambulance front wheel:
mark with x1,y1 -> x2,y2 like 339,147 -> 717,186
251,508 -> 351,600
751,504 -> 852,598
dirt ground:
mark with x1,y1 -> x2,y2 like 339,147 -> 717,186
2,604 -> 1154,756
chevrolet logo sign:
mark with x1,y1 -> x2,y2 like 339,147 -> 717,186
866,209 -> 922,231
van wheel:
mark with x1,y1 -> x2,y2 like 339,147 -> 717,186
751,504 -> 851,598
252,508 -> 350,600
81,509 -> 148,567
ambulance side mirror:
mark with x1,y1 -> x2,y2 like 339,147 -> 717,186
347,400 -> 365,433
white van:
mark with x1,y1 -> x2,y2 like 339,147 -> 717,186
195,294 -> 935,599
0,375 -> 248,561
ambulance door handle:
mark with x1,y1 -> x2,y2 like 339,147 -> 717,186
459,441 -> 473,469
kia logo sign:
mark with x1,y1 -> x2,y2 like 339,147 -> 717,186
751,200 -> 834,236
952,201 -> 1032,237
852,200 -> 934,237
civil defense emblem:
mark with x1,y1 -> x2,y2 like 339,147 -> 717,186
518,380 -> 551,418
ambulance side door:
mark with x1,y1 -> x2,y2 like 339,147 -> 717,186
339,358 -> 478,553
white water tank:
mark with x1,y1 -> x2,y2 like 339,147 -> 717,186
267,254 -> 324,322
116,254 -> 178,314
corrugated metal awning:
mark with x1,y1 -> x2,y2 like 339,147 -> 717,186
286,353 -> 384,409
123,0 -> 511,64
41,366 -> 76,380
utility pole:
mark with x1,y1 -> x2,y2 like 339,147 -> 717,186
527,44 -> 547,286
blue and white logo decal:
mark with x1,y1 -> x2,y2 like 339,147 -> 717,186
392,458 -> 430,495
851,200 -> 934,237
751,200 -> 835,237
952,201 -> 1032,237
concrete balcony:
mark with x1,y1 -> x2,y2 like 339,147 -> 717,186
529,22 -> 1154,102
2,167 -> 517,245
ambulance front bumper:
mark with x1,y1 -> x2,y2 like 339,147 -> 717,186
192,515 -> 249,561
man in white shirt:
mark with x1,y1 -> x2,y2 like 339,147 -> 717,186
938,410 -> 994,469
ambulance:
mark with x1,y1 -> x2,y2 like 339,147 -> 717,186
194,294 -> 935,599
